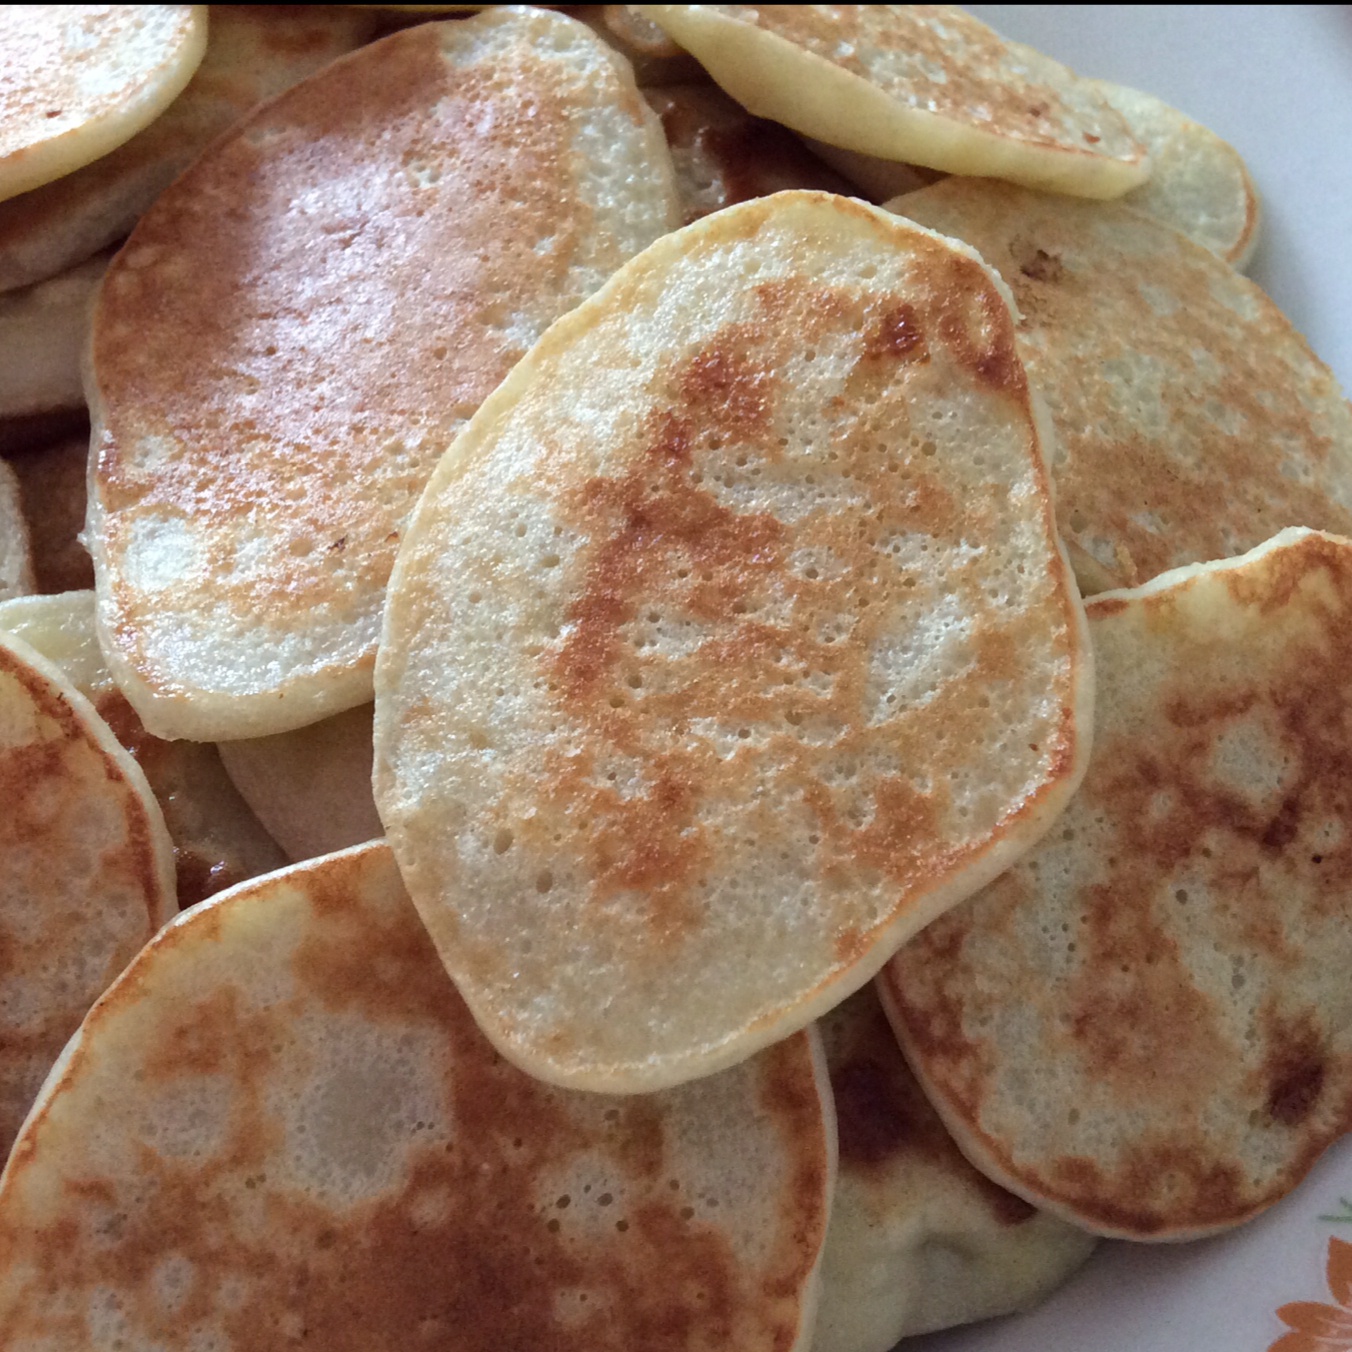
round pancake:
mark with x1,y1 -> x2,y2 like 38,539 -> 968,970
813,986 -> 1094,1351
375,190 -> 1092,1094
0,6 -> 207,204
88,6 -> 679,743
644,84 -> 852,224
0,591 -> 286,907
0,627 -> 174,1159
0,253 -> 107,421
0,460 -> 33,601
892,178 -> 1352,593
882,528 -> 1352,1241
634,6 -> 1148,198
0,842 -> 835,1352
218,703 -> 384,862
1098,81 -> 1261,268
5,434 -> 94,593
0,6 -> 379,294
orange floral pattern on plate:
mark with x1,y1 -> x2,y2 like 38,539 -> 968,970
1271,1237 -> 1352,1351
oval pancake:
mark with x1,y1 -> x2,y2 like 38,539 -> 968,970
0,6 -> 207,204
0,6 -> 379,294
814,986 -> 1094,1352
892,178 -> 1352,593
375,190 -> 1092,1094
88,6 -> 679,742
0,461 -> 33,601
0,842 -> 835,1352
0,591 -> 286,907
0,627 -> 174,1159
882,528 -> 1352,1241
634,6 -> 1148,198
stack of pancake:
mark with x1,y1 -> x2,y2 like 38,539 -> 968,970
0,7 -> 1346,1351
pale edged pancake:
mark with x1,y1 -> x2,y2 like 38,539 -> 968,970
89,6 -> 679,743
644,84 -> 852,223
0,591 -> 285,907
1099,80 -> 1261,268
0,6 -> 207,204
0,627 -> 174,1157
635,6 -> 1148,198
813,986 -> 1094,1351
0,7 -> 379,294
5,434 -> 94,593
0,842 -> 836,1352
892,178 -> 1352,594
883,529 -> 1352,1241
0,253 -> 107,420
218,703 -> 384,862
0,461 -> 33,601
375,191 -> 1092,1094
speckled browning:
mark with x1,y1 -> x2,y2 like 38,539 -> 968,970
883,529 -> 1352,1240
0,844 -> 834,1352
375,191 -> 1091,1093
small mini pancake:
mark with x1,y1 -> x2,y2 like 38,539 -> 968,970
0,253 -> 107,420
644,84 -> 852,223
893,178 -> 1352,593
813,986 -> 1094,1351
89,7 -> 679,743
565,5 -> 706,86
0,6 -> 207,204
218,703 -> 384,862
0,6 -> 380,294
0,842 -> 835,1352
0,461 -> 33,600
1098,80 -> 1261,268
0,591 -> 286,907
883,529 -> 1352,1241
635,6 -> 1148,198
5,435 -> 94,593
0,627 -> 174,1158
375,191 -> 1092,1094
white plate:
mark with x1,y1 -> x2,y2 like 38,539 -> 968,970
910,8 -> 1352,1350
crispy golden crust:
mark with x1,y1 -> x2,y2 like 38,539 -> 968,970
883,530 -> 1352,1240
88,8 -> 678,741
0,843 -> 835,1352
894,179 -> 1352,593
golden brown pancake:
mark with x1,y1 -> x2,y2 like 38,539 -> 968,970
88,7 -> 679,742
0,461 -> 33,601
0,842 -> 836,1352
0,627 -> 174,1159
0,591 -> 286,908
883,528 -> 1352,1241
644,84 -> 852,223
375,191 -> 1092,1094
813,986 -> 1094,1351
636,6 -> 1148,198
5,435 -> 94,593
0,6 -> 378,293
893,178 -> 1352,593
0,5 -> 207,204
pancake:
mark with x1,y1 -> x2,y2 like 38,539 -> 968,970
0,6 -> 207,204
635,6 -> 1148,198
5,434 -> 94,593
0,591 -> 286,907
0,7 -> 379,294
0,841 -> 836,1352
375,190 -> 1092,1094
813,986 -> 1095,1351
893,178 -> 1352,593
882,528 -> 1352,1241
0,253 -> 107,420
218,703 -> 384,862
89,6 -> 679,743
567,5 -> 706,86
644,84 -> 852,223
0,627 -> 174,1159
1099,81 -> 1261,268
0,461 -> 33,601
798,140 -> 940,206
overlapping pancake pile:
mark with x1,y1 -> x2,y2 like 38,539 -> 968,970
0,5 -> 1349,1349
